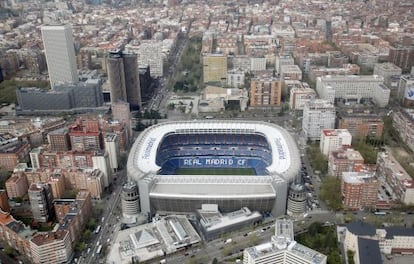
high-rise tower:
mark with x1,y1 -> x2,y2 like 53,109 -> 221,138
41,24 -> 79,88
107,50 -> 141,109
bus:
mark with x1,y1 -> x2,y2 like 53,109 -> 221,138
96,245 -> 103,254
374,211 -> 387,215
95,225 -> 101,234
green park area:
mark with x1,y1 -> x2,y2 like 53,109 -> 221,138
0,80 -> 50,104
172,36 -> 202,93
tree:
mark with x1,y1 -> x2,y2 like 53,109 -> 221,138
319,177 -> 342,211
76,242 -> 86,252
82,229 -> 92,241
212,258 -> 219,264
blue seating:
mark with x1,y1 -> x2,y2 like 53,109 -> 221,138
156,133 -> 272,175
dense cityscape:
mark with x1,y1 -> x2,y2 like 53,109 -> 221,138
0,0 -> 414,263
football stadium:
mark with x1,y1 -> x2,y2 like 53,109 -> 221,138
127,120 -> 301,217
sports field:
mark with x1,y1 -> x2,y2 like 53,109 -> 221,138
176,168 -> 256,175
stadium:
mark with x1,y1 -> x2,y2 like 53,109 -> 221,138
127,120 -> 301,217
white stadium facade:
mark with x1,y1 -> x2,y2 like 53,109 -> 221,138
127,120 -> 301,217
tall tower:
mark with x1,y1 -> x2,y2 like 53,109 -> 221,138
107,50 -> 141,109
41,24 -> 79,88
107,51 -> 127,104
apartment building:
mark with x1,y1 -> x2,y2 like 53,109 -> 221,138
337,110 -> 384,140
280,65 -> 302,81
376,151 -> 414,205
47,128 -> 71,152
0,141 -> 30,171
320,129 -> 352,156
30,230 -> 73,264
249,77 -> 282,107
328,149 -> 364,177
0,209 -> 34,259
302,99 -> 335,140
289,87 -> 316,110
392,109 -> 414,152
54,191 -> 92,247
5,172 -> 29,198
341,172 -> 379,210
28,183 -> 54,223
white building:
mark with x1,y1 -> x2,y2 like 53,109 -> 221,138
227,68 -> 245,88
250,57 -> 266,72
319,129 -> 352,156
289,87 -> 316,110
41,25 -> 78,88
125,41 -> 163,77
302,100 -> 336,140
373,63 -> 402,82
316,75 -> 390,107
243,219 -> 327,264
30,230 -> 73,264
276,54 -> 294,74
104,133 -> 119,172
92,152 -> 112,187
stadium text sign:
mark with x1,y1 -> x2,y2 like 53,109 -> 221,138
142,137 -> 157,159
274,137 -> 286,160
181,157 -> 247,167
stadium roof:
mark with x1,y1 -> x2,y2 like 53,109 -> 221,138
127,120 -> 300,182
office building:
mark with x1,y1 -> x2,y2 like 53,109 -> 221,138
328,149 -> 364,177
397,75 -> 414,107
106,51 -> 141,108
320,129 -> 352,156
126,41 -> 164,77
250,77 -> 282,107
28,183 -> 54,223
16,82 -> 104,114
196,204 -> 262,241
343,221 -> 414,258
373,63 -> 402,83
41,25 -> 78,88
243,219 -> 327,264
316,75 -> 390,107
341,172 -> 379,210
30,229 -> 73,264
203,54 -> 227,83
302,100 -> 335,140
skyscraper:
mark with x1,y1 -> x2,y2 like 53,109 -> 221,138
41,24 -> 79,88
107,50 -> 141,109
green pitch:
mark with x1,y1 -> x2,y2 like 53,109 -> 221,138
176,168 -> 256,175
